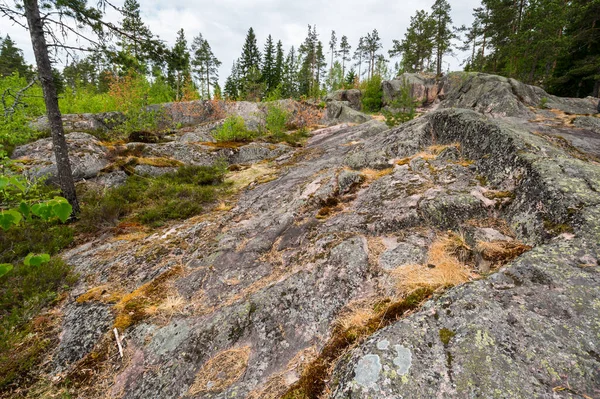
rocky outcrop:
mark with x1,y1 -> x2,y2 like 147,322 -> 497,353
8,75 -> 600,399
383,72 -> 599,118
326,101 -> 371,124
382,73 -> 449,106
11,132 -> 111,183
325,89 -> 363,110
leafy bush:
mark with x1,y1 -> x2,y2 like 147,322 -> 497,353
79,161 -> 228,229
59,85 -> 115,114
213,115 -> 255,142
361,75 -> 383,112
381,78 -> 419,127
0,73 -> 46,156
264,103 -> 289,140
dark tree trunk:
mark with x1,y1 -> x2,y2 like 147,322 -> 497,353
23,0 -> 80,214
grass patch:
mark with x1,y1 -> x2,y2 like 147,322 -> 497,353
476,240 -> 531,266
188,346 -> 251,395
78,161 -> 228,230
392,232 -> 473,294
0,258 -> 76,391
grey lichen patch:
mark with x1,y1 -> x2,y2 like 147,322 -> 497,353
354,354 -> 382,389
377,339 -> 390,351
393,345 -> 412,375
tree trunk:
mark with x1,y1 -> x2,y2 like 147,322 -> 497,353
23,0 -> 80,214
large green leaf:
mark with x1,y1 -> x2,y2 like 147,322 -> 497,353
0,177 -> 8,190
0,263 -> 13,278
18,202 -> 31,219
24,253 -> 51,267
9,177 -> 26,192
51,197 -> 72,223
31,203 -> 53,220
0,209 -> 22,230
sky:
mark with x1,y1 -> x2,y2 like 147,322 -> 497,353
0,0 -> 480,86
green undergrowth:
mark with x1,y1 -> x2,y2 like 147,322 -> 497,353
0,257 -> 76,391
78,161 -> 229,230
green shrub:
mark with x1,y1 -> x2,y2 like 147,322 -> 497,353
264,103 -> 289,140
361,75 -> 383,112
79,162 -> 228,230
539,97 -> 549,109
213,115 -> 255,142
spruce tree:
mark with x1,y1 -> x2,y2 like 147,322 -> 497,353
239,27 -> 262,99
0,35 -> 31,78
168,28 -> 191,100
116,0 -> 155,74
353,37 -> 367,82
281,46 -> 298,98
298,25 -> 318,97
224,61 -> 240,100
274,40 -> 284,91
262,34 -> 276,94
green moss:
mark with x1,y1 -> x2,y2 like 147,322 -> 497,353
439,328 -> 456,346
543,218 -> 574,236
0,258 -> 76,390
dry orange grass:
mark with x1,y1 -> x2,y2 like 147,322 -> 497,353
476,240 -> 531,265
188,346 -> 251,395
392,232 -> 473,294
333,301 -> 378,332
360,168 -> 394,182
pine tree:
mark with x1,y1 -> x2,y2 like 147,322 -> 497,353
345,68 -> 357,88
353,37 -> 367,82
191,33 -> 221,99
298,25 -> 318,97
168,28 -> 191,100
431,0 -> 454,75
364,29 -> 383,79
338,35 -> 352,79
328,30 -> 337,77
262,34 -> 276,94
0,35 -> 31,78
314,41 -> 327,97
390,10 -> 436,72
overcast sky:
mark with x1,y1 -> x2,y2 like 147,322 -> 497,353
1,0 -> 480,86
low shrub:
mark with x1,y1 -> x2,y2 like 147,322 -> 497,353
264,103 -> 289,140
78,161 -> 228,230
361,75 -> 383,112
213,115 -> 255,142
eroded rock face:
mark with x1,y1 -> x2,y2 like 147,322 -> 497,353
326,101 -> 371,124
16,75 -> 600,399
11,132 -> 110,182
383,72 -> 599,118
326,89 -> 363,110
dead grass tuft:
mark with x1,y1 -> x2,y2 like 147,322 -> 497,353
360,168 -> 393,182
113,266 -> 184,331
188,346 -> 251,395
282,288 -> 433,399
476,240 -> 531,265
392,232 -> 473,294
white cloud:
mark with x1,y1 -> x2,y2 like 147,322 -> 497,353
1,0 -> 480,86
